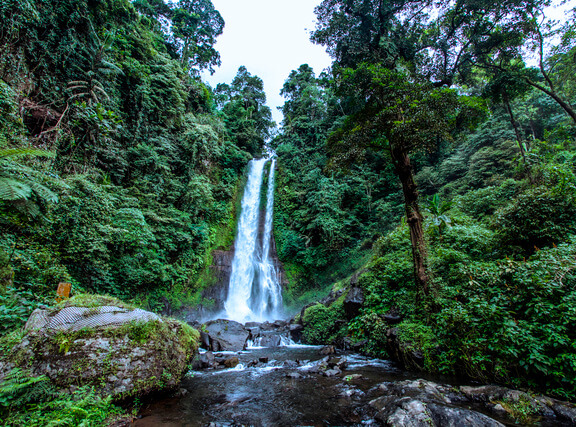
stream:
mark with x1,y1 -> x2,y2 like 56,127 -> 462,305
134,345 -> 500,427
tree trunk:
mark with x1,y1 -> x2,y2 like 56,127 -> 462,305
502,92 -> 526,164
390,145 -> 429,296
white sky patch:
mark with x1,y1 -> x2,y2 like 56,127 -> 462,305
202,0 -> 575,126
201,0 -> 332,125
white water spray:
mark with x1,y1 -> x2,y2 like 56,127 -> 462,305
224,158 -> 283,322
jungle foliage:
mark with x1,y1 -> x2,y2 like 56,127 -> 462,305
0,0 -> 272,313
273,0 -> 576,400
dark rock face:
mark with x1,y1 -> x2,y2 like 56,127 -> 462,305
368,379 -> 576,426
385,327 -> 426,371
343,286 -> 364,318
370,380 -> 504,427
203,319 -> 250,351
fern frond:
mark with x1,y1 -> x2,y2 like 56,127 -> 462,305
0,178 -> 33,201
0,148 -> 55,160
27,181 -> 58,203
0,368 -> 55,409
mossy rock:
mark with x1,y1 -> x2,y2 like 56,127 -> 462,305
0,294 -> 199,400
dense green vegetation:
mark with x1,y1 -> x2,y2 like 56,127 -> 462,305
0,0 -> 274,313
274,0 -> 576,400
0,1 -> 274,420
2,0 -> 576,421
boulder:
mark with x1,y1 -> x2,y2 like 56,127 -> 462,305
203,319 -> 249,351
0,295 -> 199,400
319,345 -> 336,355
370,380 -> 505,427
368,379 -> 576,426
223,357 -> 239,368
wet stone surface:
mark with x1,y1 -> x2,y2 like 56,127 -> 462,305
133,345 -> 576,427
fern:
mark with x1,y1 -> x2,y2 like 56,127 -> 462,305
0,147 -> 58,213
0,148 -> 55,161
0,368 -> 56,410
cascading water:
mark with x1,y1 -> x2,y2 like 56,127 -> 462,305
252,158 -> 282,320
224,158 -> 283,322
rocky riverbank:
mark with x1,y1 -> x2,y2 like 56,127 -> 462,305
137,342 -> 576,426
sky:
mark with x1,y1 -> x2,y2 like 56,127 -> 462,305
202,0 -> 576,126
201,0 -> 331,125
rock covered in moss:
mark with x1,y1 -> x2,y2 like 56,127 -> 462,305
0,294 -> 199,400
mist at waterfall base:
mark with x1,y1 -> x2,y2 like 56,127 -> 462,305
219,158 -> 284,323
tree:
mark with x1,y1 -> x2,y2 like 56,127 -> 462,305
171,0 -> 224,75
328,64 -> 480,294
215,66 -> 274,155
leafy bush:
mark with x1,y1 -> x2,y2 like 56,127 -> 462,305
301,301 -> 345,344
493,186 -> 576,253
0,288 -> 44,336
0,368 -> 123,426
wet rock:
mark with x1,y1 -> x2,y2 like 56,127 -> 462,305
551,402 -> 576,423
342,337 -> 367,351
199,331 -> 211,349
244,321 -> 261,328
343,286 -> 364,318
289,323 -> 304,341
344,374 -> 363,382
385,328 -> 427,371
246,326 -> 261,337
370,395 -> 504,427
323,368 -> 341,377
3,296 -> 199,399
258,356 -> 269,363
223,357 -> 239,368
258,333 -> 282,347
192,351 -> 215,369
319,345 -> 336,355
328,356 -> 347,370
204,319 -> 249,351
286,372 -> 303,379
283,360 -> 299,368
426,402 -> 504,426
460,385 -> 509,402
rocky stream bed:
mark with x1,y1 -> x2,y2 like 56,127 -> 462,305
133,320 -> 576,427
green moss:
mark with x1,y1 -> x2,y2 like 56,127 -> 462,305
496,394 -> 539,424
54,294 -> 137,312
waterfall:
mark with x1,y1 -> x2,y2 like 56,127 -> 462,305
224,158 -> 283,322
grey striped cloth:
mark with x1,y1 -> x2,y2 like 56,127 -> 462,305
25,306 -> 161,332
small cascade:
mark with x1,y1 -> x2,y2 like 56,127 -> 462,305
224,158 -> 283,322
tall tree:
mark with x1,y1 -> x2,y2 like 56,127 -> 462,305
215,66 -> 274,156
329,65 -> 481,294
171,0 -> 224,75
312,0 -> 510,294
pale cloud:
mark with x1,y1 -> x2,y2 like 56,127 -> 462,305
203,0 -> 576,125
202,0 -> 332,125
